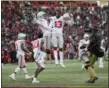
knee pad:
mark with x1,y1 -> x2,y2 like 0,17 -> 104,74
46,49 -> 50,54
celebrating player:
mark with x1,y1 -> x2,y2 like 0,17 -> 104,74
31,32 -> 47,84
33,11 -> 52,63
49,10 -> 72,67
9,33 -> 31,80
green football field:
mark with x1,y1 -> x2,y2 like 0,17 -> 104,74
2,60 -> 108,88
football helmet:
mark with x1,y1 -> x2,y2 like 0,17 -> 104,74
37,11 -> 46,19
63,13 -> 70,21
18,33 -> 26,40
63,13 -> 70,18
84,33 -> 89,38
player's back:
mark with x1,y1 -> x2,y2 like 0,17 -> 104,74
38,19 -> 51,35
50,16 -> 64,34
15,40 -> 25,54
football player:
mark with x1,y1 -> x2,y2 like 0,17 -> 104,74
33,11 -> 52,63
9,33 -> 31,80
31,32 -> 47,84
78,33 -> 90,69
49,10 -> 72,67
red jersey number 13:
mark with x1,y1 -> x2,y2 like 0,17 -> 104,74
55,21 -> 62,28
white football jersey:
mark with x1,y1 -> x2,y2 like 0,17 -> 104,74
79,39 -> 90,51
32,38 -> 43,51
50,16 -> 65,35
101,39 -> 105,48
37,19 -> 51,36
15,40 -> 25,54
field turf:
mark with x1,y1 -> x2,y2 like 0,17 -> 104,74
2,60 -> 108,88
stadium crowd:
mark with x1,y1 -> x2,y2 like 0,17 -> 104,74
1,1 -> 108,63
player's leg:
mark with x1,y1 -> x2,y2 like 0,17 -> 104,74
9,54 -> 21,80
44,36 -> 52,63
79,51 -> 85,69
85,53 -> 98,83
98,57 -> 104,68
58,35 -> 65,67
20,54 -> 31,79
51,33 -> 58,64
32,52 -> 46,83
98,48 -> 104,68
105,50 -> 109,60
34,52 -> 45,78
78,50 -> 83,61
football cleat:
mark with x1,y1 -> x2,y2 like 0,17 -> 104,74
9,74 -> 16,81
60,63 -> 66,67
25,74 -> 31,79
86,77 -> 98,83
32,78 -> 40,84
86,79 -> 93,83
55,61 -> 59,65
99,65 -> 104,68
81,64 -> 85,69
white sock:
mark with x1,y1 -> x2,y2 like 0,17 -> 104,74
54,50 -> 58,64
81,64 -> 84,69
59,51 -> 64,64
14,66 -> 20,74
22,67 -> 27,74
99,58 -> 103,67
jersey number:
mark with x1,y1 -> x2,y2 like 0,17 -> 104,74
33,41 -> 39,48
55,21 -> 62,28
